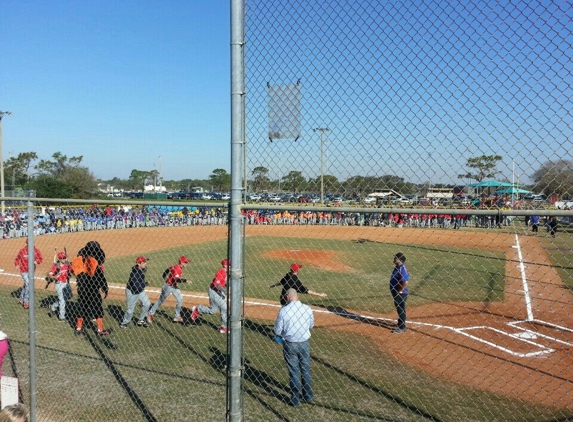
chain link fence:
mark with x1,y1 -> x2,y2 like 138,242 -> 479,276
241,1 -> 573,422
1,1 -> 573,421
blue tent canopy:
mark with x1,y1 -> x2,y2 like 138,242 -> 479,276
496,187 -> 531,194
467,180 -> 513,187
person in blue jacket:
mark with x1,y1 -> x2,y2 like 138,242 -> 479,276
390,252 -> 410,334
120,256 -> 152,328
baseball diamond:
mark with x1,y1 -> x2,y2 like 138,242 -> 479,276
0,224 -> 571,417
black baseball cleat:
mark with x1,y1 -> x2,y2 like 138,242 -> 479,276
75,328 -> 85,336
97,329 -> 113,336
137,320 -> 150,327
47,311 -> 54,318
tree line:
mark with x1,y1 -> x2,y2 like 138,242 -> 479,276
2,152 -> 571,199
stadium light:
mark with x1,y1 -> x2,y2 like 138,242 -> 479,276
313,127 -> 330,204
0,111 -> 13,216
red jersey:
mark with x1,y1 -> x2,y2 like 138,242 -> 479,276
210,267 -> 227,291
14,246 -> 43,272
166,264 -> 184,287
49,262 -> 70,283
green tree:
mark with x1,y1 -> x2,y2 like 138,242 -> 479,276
26,174 -> 73,198
3,152 -> 38,188
127,169 -> 151,190
209,168 -> 231,191
251,166 -> 270,192
32,152 -> 97,198
532,159 -> 573,198
342,175 -> 382,198
281,171 -> 306,194
458,154 -> 503,182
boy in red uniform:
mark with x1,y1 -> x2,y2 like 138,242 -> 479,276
191,259 -> 230,333
47,251 -> 73,321
148,256 -> 191,323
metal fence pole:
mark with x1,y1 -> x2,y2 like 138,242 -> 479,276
228,0 -> 246,420
27,201 -> 37,421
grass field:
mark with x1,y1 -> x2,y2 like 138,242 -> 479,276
2,230 -> 571,421
2,285 -> 565,422
102,236 -> 506,315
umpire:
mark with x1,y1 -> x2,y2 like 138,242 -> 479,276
274,288 -> 315,407
390,252 -> 409,334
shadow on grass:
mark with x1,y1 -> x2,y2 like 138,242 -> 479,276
83,331 -> 159,422
242,319 -> 422,421
317,305 -> 396,331
311,355 -> 445,422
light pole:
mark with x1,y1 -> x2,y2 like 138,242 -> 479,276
313,127 -> 329,204
0,111 -> 13,216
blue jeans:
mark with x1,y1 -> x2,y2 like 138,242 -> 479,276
149,283 -> 183,318
198,288 -> 227,328
393,293 -> 408,330
122,289 -> 151,325
283,341 -> 313,406
19,273 -> 30,304
50,283 -> 73,319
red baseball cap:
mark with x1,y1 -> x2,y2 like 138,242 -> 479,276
57,252 -> 67,260
290,263 -> 303,272
136,256 -> 149,264
222,258 -> 230,267
179,256 -> 191,264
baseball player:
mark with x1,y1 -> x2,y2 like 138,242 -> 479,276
389,252 -> 409,334
14,241 -> 44,309
46,250 -> 73,321
148,256 -> 191,323
270,263 -> 327,306
191,259 -> 230,333
120,256 -> 152,328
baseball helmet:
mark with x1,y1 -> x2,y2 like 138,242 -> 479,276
290,263 -> 303,272
57,252 -> 66,260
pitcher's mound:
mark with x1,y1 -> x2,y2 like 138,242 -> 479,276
264,249 -> 354,272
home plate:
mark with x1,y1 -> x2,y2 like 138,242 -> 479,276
515,331 -> 538,339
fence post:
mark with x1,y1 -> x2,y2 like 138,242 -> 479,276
228,0 -> 246,420
27,201 -> 37,421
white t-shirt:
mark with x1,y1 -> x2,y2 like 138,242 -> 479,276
0,330 -> 7,341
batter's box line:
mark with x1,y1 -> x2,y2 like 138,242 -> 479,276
507,319 -> 573,347
454,326 -> 554,357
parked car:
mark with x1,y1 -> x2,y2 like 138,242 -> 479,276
220,193 -> 231,200
524,194 -> 547,202
268,194 -> 282,202
363,196 -> 376,204
247,193 -> 261,201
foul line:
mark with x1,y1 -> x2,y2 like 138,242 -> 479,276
513,233 -> 534,321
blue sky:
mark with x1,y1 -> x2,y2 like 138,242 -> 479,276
2,1 -> 572,187
1,1 -> 230,181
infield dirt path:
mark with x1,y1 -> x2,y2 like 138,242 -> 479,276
1,225 -> 571,408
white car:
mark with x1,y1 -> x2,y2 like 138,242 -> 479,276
268,194 -> 282,202
247,193 -> 261,201
220,193 -> 231,200
363,196 -> 377,204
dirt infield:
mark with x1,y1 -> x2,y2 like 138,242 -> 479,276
1,225 -> 572,409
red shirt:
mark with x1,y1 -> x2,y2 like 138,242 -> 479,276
49,262 -> 70,283
166,264 -> 184,287
14,246 -> 43,272
210,267 -> 227,291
